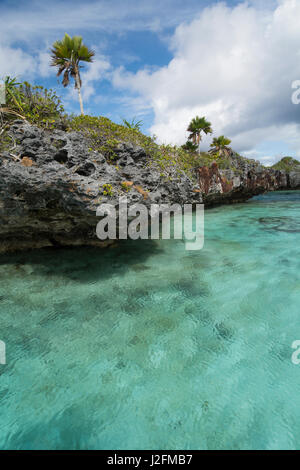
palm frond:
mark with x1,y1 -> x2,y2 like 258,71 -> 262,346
78,45 -> 95,62
56,64 -> 66,76
62,70 -> 70,87
0,106 -> 25,119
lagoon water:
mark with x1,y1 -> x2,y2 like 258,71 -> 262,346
1,191 -> 300,449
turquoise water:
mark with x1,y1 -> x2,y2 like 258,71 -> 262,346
1,191 -> 300,450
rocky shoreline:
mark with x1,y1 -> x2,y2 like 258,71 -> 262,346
0,120 -> 300,253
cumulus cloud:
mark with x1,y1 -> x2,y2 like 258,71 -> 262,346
1,0 -> 300,162
0,45 -> 37,78
80,56 -> 111,101
0,0 -> 196,89
0,0 -> 222,44
112,0 -> 300,161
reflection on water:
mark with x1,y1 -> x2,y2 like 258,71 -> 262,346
1,191 -> 300,449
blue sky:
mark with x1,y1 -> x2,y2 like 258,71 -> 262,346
1,0 -> 300,165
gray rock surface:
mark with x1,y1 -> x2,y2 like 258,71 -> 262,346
1,121 -> 300,252
0,121 -> 200,252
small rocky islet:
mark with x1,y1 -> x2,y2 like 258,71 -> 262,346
1,118 -> 300,253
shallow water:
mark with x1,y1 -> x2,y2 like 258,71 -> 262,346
1,191 -> 300,450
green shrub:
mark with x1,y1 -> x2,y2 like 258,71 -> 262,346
272,156 -> 300,172
69,115 -> 159,161
0,79 -> 243,179
68,115 -> 209,180
101,183 -> 114,196
122,117 -> 143,131
1,78 -> 67,128
19,82 -> 67,128
121,182 -> 132,192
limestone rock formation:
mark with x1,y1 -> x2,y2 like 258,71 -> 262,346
0,121 -> 198,252
0,120 -> 299,252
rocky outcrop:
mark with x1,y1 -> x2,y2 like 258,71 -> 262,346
0,121 -> 199,253
289,171 -> 300,189
198,160 -> 291,205
0,121 -> 299,252
272,156 -> 300,172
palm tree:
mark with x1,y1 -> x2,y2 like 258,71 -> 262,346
210,136 -> 232,156
181,140 -> 198,153
187,116 -> 212,154
50,33 -> 95,115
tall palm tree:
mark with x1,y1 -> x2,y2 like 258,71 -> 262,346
50,33 -> 95,115
210,136 -> 232,156
187,116 -> 212,154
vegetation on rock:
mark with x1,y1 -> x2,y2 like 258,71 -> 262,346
0,77 -> 66,129
0,78 -> 266,180
122,118 -> 143,131
69,114 -> 203,179
181,140 -> 199,153
272,157 -> 300,172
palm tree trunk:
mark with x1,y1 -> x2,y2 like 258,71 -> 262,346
75,72 -> 84,115
197,133 -> 201,155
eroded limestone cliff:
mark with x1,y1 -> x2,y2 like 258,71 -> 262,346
0,120 -> 299,252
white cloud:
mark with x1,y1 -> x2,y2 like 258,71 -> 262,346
37,51 -> 51,78
0,0 -> 271,80
80,56 -> 111,101
0,0 -> 219,44
1,0 -> 300,164
0,0 -> 202,87
112,0 -> 300,163
0,45 -> 37,78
